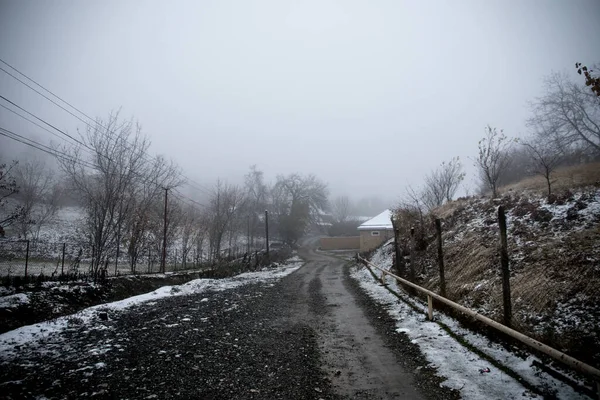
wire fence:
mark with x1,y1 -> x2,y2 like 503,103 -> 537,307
372,205 -> 600,370
0,239 -> 285,287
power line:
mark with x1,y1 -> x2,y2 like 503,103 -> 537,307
0,126 -> 94,169
0,124 -> 208,212
0,126 -> 96,169
0,65 -> 99,131
0,58 -> 100,128
0,102 -> 80,147
0,95 -> 117,165
171,188 -> 208,209
0,59 -> 214,196
0,94 -> 86,147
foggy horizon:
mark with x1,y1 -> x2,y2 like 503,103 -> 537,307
1,0 -> 599,207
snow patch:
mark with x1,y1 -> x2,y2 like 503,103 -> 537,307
0,293 -> 30,308
351,262 -> 589,399
0,256 -> 304,361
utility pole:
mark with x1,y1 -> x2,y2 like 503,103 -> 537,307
264,210 -> 270,260
247,215 -> 250,254
161,187 -> 168,273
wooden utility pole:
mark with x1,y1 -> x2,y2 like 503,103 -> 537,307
498,206 -> 512,327
115,230 -> 120,276
265,210 -> 270,260
247,215 -> 250,254
161,188 -> 168,273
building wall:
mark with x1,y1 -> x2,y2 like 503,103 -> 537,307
359,229 -> 394,252
319,236 -> 361,250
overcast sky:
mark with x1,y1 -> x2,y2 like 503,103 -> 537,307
1,0 -> 599,204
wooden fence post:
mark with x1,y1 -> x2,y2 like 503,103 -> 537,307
498,206 -> 512,327
391,216 -> 402,276
408,227 -> 416,295
435,218 -> 446,297
427,295 -> 434,321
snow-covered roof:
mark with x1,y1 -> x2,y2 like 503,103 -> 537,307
357,209 -> 393,231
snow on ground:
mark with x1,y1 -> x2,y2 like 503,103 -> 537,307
0,256 -> 304,361
0,293 -> 30,308
370,239 -> 394,270
34,206 -> 84,244
350,265 -> 590,399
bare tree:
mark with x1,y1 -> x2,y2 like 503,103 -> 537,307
180,204 -> 200,268
400,185 -> 425,228
521,137 -> 562,197
474,126 -> 513,198
58,112 -> 151,279
529,71 -> 600,154
422,157 -> 465,210
439,157 -> 465,202
0,160 -> 22,235
270,173 -> 329,246
331,195 -> 351,223
495,146 -> 531,188
125,156 -> 182,273
193,211 -> 209,264
13,160 -> 62,241
157,193 -> 185,272
422,172 -> 445,210
206,181 -> 245,261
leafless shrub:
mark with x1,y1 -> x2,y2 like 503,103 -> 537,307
474,126 -> 514,198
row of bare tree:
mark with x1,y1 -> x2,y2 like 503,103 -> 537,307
0,159 -> 63,242
406,65 -> 600,210
1,112 -> 330,278
395,64 -> 599,243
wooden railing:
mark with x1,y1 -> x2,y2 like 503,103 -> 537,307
357,254 -> 600,398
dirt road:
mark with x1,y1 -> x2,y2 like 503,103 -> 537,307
294,247 -> 425,399
1,248 -> 454,399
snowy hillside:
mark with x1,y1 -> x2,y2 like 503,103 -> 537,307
434,187 -> 599,364
37,206 -> 84,243
366,185 -> 600,379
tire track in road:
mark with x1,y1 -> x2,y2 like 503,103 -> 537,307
295,248 -> 425,399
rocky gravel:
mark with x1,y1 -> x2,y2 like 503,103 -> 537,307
0,274 -> 342,400
1,258 -> 460,400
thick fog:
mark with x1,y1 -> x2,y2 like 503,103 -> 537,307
1,0 -> 599,205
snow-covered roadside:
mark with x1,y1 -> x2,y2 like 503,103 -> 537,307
350,265 -> 590,399
0,256 -> 304,361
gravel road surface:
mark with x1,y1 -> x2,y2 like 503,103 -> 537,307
1,248 -> 456,399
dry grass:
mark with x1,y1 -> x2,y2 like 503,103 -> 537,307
431,198 -> 470,220
443,233 -> 496,297
499,161 -> 600,195
407,175 -> 600,365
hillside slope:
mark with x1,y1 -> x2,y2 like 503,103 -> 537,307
380,165 -> 600,368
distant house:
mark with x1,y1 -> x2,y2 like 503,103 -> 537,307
357,209 -> 394,252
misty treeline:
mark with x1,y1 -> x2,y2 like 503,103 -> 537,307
396,64 -> 600,247
0,158 -> 64,241
1,111 -> 348,277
